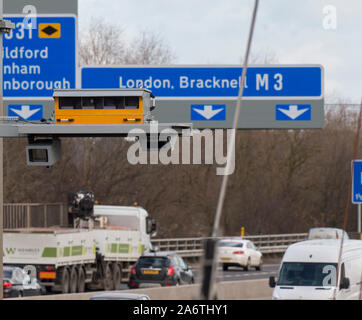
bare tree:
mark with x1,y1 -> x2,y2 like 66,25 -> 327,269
79,19 -> 176,66
124,31 -> 176,65
79,18 -> 126,65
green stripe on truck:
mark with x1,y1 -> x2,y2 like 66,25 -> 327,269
71,246 -> 83,256
41,247 -> 57,258
105,243 -> 131,254
118,244 -> 130,253
64,247 -> 70,257
111,243 -> 118,253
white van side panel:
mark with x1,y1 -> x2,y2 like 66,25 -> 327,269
338,253 -> 362,300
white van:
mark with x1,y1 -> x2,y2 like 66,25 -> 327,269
269,239 -> 362,300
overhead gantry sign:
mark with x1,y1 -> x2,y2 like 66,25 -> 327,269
0,89 -> 193,166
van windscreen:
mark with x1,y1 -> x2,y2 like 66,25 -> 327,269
278,262 -> 338,287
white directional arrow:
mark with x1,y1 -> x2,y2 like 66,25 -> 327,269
193,105 -> 224,120
10,105 -> 41,120
278,105 -> 309,120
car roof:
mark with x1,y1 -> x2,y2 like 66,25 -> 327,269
219,238 -> 248,243
90,293 -> 150,300
141,251 -> 178,258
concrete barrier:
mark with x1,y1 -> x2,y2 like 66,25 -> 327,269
10,279 -> 273,300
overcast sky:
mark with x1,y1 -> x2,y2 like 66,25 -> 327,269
78,0 -> 362,103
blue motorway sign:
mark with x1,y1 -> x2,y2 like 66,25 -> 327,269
352,160 -> 362,203
3,15 -> 77,98
191,105 -> 226,121
276,104 -> 311,121
8,104 -> 43,121
81,65 -> 323,98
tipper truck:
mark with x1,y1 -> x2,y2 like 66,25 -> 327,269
3,191 -> 157,294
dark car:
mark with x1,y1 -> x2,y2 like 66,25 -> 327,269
3,266 -> 42,298
128,252 -> 194,288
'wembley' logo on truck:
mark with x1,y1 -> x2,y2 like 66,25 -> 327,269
3,248 -> 41,256
3,248 -> 16,255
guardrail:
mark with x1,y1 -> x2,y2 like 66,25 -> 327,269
151,233 -> 309,258
3,203 -> 67,229
4,203 -> 359,257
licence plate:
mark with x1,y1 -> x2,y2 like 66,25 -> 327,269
220,258 -> 231,261
143,270 -> 159,275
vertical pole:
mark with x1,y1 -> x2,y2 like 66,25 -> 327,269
44,205 -> 48,227
0,0 -> 3,301
358,204 -> 361,240
26,205 -> 31,228
241,227 -> 245,238
200,0 -> 259,300
60,203 -> 64,227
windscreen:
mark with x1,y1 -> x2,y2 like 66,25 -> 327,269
277,262 -> 338,287
137,257 -> 170,268
219,241 -> 244,248
104,215 -> 139,231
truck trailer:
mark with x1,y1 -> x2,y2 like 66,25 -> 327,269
3,204 -> 157,294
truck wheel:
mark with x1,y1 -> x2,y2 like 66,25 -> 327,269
112,263 -> 121,290
60,268 -> 70,294
70,266 -> 78,293
78,267 -> 86,293
103,262 -> 114,291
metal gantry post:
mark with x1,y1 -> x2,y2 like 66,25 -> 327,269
358,204 -> 362,240
0,2 -> 14,299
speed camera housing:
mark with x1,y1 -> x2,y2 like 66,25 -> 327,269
26,139 -> 61,166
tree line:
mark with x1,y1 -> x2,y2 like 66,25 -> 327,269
4,106 -> 359,237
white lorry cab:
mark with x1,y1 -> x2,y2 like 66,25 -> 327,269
92,205 -> 156,257
269,239 -> 362,300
